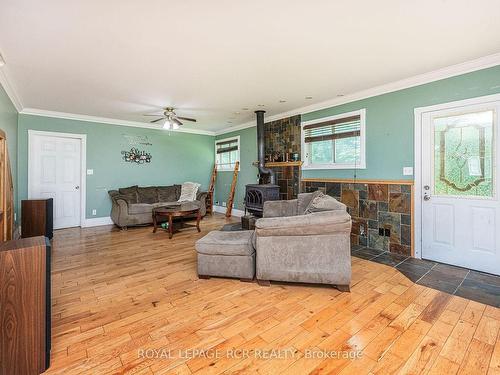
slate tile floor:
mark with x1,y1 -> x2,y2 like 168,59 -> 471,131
351,245 -> 500,307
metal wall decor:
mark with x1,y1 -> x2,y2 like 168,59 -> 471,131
121,134 -> 153,165
122,134 -> 153,147
121,148 -> 152,164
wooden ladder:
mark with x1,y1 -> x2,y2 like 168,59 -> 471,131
225,161 -> 239,217
206,165 -> 217,215
0,129 -> 14,241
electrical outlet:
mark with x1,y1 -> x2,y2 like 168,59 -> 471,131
92,209 -> 97,216
87,169 -> 94,175
222,202 -> 227,207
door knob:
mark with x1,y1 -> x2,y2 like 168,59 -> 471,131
423,194 -> 431,201
75,186 -> 80,190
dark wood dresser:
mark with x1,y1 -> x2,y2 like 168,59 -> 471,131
0,236 -> 51,375
21,199 -> 54,239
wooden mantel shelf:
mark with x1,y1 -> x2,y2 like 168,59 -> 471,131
265,161 -> 303,167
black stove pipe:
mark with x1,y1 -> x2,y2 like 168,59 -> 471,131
255,110 -> 275,185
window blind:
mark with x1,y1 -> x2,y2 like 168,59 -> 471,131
304,115 -> 361,143
216,139 -> 238,154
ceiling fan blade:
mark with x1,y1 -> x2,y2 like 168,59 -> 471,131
173,118 -> 183,126
177,116 -> 197,122
150,117 -> 165,123
143,114 -> 165,116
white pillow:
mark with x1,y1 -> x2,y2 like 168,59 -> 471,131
178,182 -> 201,202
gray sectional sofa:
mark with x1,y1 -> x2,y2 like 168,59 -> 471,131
195,191 -> 352,291
108,185 -> 207,228
255,193 -> 352,290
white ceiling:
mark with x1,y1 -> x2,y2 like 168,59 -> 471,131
1,0 -> 500,133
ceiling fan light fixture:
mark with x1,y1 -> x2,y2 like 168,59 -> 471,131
147,107 -> 193,129
162,119 -> 179,130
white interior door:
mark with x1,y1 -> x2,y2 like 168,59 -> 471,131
421,101 -> 500,275
29,133 -> 82,229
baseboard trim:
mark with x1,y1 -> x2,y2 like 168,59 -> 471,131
213,206 -> 245,217
83,216 -> 114,227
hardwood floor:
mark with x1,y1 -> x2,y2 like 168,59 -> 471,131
46,214 -> 500,375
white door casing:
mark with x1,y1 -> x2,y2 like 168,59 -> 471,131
415,94 -> 500,275
28,130 -> 86,229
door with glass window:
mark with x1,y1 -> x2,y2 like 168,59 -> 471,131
421,102 -> 500,275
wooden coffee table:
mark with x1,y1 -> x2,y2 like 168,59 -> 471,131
152,203 -> 201,239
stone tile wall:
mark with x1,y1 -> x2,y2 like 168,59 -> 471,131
264,115 -> 301,162
302,180 -> 413,256
269,165 -> 301,200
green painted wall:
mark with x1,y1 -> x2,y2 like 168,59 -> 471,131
18,114 -> 215,219
302,65 -> 500,180
215,65 -> 500,204
215,126 -> 258,211
0,85 -> 18,220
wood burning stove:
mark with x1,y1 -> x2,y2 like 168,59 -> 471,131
245,184 -> 280,217
244,110 -> 280,217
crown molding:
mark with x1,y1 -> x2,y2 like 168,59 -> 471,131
5,51 -> 500,136
0,68 -> 23,112
19,108 -> 216,136
215,52 -> 500,135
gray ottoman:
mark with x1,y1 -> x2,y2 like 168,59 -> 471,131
195,230 -> 255,281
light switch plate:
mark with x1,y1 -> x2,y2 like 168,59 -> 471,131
87,169 -> 94,175
403,167 -> 413,176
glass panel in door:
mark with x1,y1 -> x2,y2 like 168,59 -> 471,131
433,110 -> 494,198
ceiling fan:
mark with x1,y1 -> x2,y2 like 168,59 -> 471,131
144,107 -> 197,130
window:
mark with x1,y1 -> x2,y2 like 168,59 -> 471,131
215,136 -> 240,171
302,109 -> 366,169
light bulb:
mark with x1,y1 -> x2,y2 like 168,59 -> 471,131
162,119 -> 179,130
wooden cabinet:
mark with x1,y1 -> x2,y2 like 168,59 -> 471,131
0,236 -> 51,375
21,199 -> 54,239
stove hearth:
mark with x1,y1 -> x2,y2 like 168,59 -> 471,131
244,184 -> 280,217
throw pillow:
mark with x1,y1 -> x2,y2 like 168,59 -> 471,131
137,186 -> 158,204
118,185 -> 138,204
178,182 -> 201,202
304,192 -> 346,214
157,186 -> 178,202
298,190 -> 323,214
174,184 -> 182,199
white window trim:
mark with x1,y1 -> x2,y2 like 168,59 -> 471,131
301,109 -> 366,170
215,135 -> 240,171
